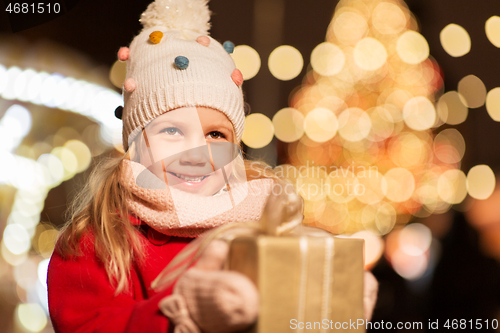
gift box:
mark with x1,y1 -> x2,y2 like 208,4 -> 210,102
227,234 -> 365,333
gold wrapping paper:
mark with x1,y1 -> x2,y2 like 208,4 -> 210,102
227,235 -> 365,333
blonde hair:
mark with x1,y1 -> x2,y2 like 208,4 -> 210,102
55,145 -> 281,295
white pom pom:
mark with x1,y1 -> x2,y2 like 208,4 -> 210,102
140,0 -> 211,35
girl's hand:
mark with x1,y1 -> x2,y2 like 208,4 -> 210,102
159,240 -> 258,333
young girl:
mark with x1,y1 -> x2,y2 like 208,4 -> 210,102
47,1 -> 378,332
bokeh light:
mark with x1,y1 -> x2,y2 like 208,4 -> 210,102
485,16 -> 500,48
109,60 -> 127,89
437,91 -> 468,125
333,11 -> 368,45
382,168 -> 415,203
458,75 -> 486,108
337,108 -> 372,142
16,303 -> 47,332
440,23 -> 471,57
433,128 -> 466,164
353,37 -> 387,71
242,113 -> 274,149
437,169 -> 467,204
311,42 -> 345,76
372,2 -> 407,35
486,87 -> 500,121
272,108 -> 304,143
466,165 -> 496,200
396,31 -> 429,65
351,230 -> 384,269
231,45 -> 261,80
3,224 -> 31,255
304,108 -> 338,143
402,96 -> 436,130
268,45 -> 304,81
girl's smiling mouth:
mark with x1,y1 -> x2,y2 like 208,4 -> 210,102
167,171 -> 211,184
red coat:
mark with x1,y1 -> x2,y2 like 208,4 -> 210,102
47,215 -> 192,333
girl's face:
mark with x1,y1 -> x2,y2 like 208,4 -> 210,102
133,106 -> 239,196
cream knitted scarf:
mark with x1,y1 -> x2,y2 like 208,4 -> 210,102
119,159 -> 275,237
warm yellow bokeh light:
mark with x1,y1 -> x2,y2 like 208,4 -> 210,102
402,96 -> 436,130
382,168 -> 415,202
458,75 -> 486,108
372,2 -> 407,35
64,140 -> 91,173
351,230 -> 384,268
333,11 -> 368,45
353,37 -> 387,71
486,87 -> 500,121
485,16 -> 500,48
467,165 -> 496,200
109,60 -> 127,89
37,229 -> 59,255
304,108 -> 338,142
268,45 -> 303,81
433,128 -> 466,164
297,167 -> 328,202
368,106 -> 395,142
396,31 -> 429,65
437,169 -> 467,204
231,45 -> 261,80
16,303 -> 47,332
51,146 -> 78,180
272,108 -> 304,143
326,169 -> 357,203
437,91 -> 468,125
338,107 -> 372,142
311,42 -> 345,76
242,113 -> 274,149
440,24 -> 471,57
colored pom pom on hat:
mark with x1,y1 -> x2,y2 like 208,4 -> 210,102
118,47 -> 129,61
223,41 -> 234,54
149,31 -> 163,44
196,35 -> 210,46
174,56 -> 189,69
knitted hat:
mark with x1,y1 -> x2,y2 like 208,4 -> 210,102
116,0 -> 245,150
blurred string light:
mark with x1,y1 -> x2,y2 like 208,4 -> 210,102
0,63 -> 123,146
440,23 -> 471,57
485,16 -> 500,48
0,104 -> 31,152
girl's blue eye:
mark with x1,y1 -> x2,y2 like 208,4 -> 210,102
207,131 -> 226,140
161,127 -> 182,135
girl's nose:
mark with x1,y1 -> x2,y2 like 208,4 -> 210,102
178,145 -> 210,166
